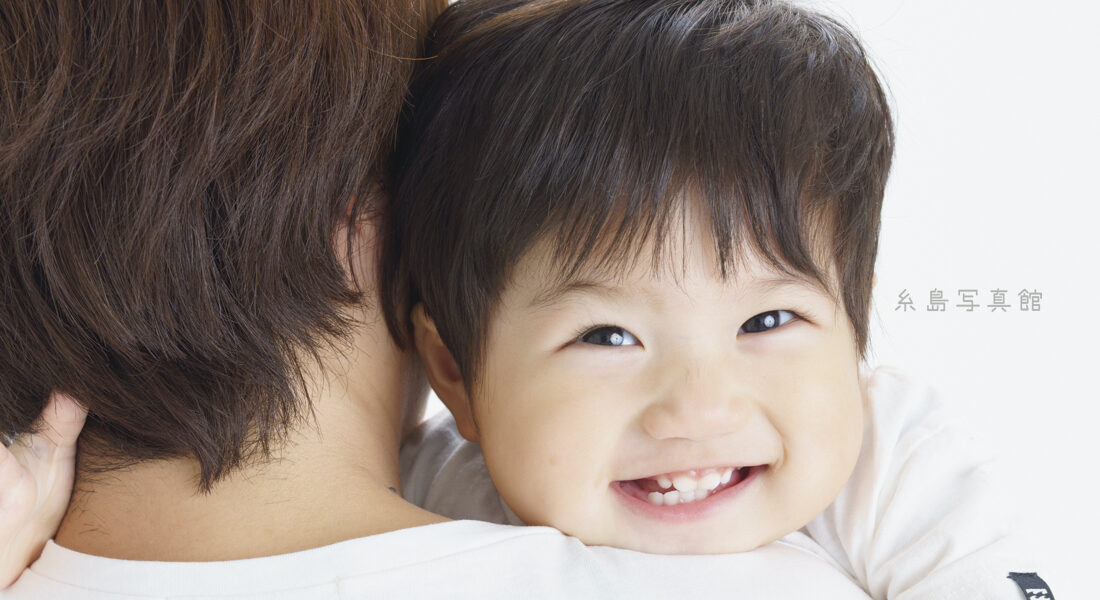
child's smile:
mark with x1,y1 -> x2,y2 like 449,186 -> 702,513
616,465 -> 766,509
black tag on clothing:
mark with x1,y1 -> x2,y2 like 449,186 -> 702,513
1007,572 -> 1055,599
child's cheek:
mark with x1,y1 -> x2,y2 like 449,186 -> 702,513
491,371 -> 620,536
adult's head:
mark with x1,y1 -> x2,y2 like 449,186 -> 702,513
0,0 -> 443,491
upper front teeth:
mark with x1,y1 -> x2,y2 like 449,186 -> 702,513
671,475 -> 697,492
643,467 -> 737,506
697,472 -> 722,491
670,468 -> 732,493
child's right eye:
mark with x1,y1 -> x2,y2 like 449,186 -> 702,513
577,326 -> 640,347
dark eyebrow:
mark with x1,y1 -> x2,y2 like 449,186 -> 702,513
744,274 -> 831,296
527,279 -> 628,310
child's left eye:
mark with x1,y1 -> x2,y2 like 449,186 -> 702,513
577,325 -> 640,347
739,310 -> 797,334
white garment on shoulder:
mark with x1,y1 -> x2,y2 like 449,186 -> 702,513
400,365 -> 1037,599
803,366 -> 1034,599
3,520 -> 871,599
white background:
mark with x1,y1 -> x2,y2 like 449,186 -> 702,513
821,0 -> 1098,596
426,0 -> 1099,595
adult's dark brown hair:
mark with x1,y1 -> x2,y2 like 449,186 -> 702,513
384,0 -> 894,385
0,0 -> 444,490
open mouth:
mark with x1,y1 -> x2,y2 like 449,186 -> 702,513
616,466 -> 764,507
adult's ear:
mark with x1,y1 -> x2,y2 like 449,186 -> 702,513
411,304 -> 479,443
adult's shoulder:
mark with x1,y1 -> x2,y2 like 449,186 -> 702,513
3,521 -> 872,599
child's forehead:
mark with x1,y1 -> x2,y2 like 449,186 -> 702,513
511,230 -> 837,310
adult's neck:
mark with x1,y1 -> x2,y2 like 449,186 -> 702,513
54,310 -> 447,561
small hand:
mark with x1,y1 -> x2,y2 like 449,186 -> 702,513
0,393 -> 86,587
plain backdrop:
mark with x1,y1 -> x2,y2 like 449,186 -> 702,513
821,1 -> 1097,596
423,0 -> 1099,596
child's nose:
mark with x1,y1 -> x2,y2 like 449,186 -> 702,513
639,364 -> 754,441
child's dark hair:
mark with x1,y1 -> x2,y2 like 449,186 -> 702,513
384,0 -> 894,384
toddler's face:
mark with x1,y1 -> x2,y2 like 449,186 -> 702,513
455,215 -> 865,554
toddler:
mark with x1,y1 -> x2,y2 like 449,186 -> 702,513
384,0 -> 1031,595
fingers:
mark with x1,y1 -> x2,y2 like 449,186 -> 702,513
0,437 -> 36,588
39,393 -> 87,457
23,393 -> 87,461
0,443 -> 33,517
31,393 -> 83,517
0,392 -> 86,588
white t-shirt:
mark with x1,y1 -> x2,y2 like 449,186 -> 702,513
400,366 -> 1036,599
3,520 -> 874,598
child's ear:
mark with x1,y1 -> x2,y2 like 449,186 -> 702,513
412,304 -> 479,443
